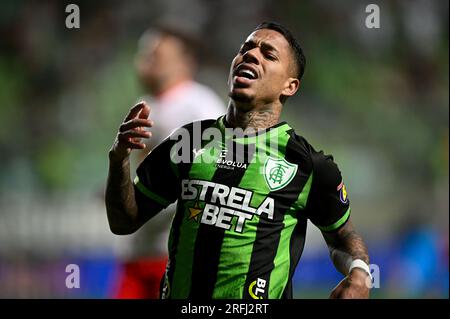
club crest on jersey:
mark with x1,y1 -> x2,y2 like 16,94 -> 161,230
263,157 -> 298,191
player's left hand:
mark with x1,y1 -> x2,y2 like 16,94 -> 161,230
329,268 -> 371,299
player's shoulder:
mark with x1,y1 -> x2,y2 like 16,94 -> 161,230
287,131 -> 342,188
286,130 -> 313,155
153,118 -> 221,163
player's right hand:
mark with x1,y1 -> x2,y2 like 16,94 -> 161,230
109,101 -> 153,163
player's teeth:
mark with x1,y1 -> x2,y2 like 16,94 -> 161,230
242,70 -> 255,79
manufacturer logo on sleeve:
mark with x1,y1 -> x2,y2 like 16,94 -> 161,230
263,157 -> 298,191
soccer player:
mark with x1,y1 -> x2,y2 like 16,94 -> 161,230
106,22 -> 371,299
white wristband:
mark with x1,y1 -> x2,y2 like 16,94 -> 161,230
349,259 -> 372,281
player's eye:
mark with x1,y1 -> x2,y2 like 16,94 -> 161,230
264,52 -> 277,61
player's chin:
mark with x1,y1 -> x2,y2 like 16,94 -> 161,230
229,88 -> 254,105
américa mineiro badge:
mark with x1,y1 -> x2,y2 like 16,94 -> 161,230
263,157 -> 298,191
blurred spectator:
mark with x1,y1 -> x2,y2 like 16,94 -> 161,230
113,25 -> 225,299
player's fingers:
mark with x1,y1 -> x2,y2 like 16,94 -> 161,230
119,118 -> 153,132
138,102 -> 151,120
120,139 -> 146,150
124,101 -> 145,122
118,130 -> 152,140
135,119 -> 155,132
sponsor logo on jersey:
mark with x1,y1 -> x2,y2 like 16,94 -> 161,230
263,157 -> 298,191
182,179 -> 274,233
215,148 -> 247,170
337,180 -> 348,204
188,201 -> 203,222
248,278 -> 266,299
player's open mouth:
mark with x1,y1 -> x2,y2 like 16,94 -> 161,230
233,64 -> 259,86
236,69 -> 257,79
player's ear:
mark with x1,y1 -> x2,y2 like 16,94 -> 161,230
281,77 -> 300,97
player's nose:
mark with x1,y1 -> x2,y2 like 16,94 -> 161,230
242,48 -> 260,65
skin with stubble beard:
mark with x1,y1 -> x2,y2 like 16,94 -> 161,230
226,29 -> 300,133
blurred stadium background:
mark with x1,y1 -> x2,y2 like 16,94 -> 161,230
0,0 -> 448,298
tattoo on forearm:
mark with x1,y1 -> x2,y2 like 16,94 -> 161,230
105,157 -> 139,228
325,220 -> 369,275
338,229 -> 369,264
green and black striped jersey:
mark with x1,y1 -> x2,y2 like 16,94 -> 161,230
134,116 -> 351,299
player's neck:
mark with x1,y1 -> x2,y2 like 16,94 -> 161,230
225,102 -> 282,133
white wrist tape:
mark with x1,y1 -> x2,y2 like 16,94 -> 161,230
349,259 -> 372,280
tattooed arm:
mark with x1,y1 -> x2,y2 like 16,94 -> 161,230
105,102 -> 157,235
322,218 -> 371,299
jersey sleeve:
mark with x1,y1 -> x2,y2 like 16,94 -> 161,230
305,151 -> 351,232
134,137 -> 180,209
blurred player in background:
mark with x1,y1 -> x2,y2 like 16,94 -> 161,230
114,25 -> 225,298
